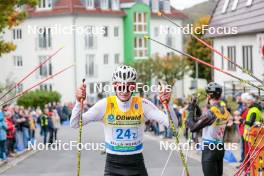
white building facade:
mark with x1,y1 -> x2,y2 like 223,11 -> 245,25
0,0 -> 186,103
207,0 -> 264,96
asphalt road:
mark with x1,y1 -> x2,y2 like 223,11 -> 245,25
2,123 -> 203,176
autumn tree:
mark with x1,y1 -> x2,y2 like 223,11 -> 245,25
131,54 -> 190,87
0,0 -> 37,56
185,16 -> 212,81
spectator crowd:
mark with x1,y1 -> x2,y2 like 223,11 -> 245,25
145,92 -> 264,165
0,103 -> 72,162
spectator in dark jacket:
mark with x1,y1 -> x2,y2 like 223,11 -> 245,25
48,111 -> 54,145
38,108 -> 49,145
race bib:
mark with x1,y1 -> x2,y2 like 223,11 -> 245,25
112,128 -> 138,141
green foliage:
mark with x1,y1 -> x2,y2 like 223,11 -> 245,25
0,0 -> 37,56
185,16 -> 212,82
152,55 -> 190,86
225,96 -> 238,113
190,88 -> 207,107
130,59 -> 154,85
0,79 -> 16,104
17,90 -> 61,109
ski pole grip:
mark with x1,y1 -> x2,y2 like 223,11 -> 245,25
80,79 -> 86,104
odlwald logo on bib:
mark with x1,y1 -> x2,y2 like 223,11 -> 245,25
107,114 -> 115,123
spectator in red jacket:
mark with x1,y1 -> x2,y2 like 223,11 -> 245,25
4,111 -> 16,157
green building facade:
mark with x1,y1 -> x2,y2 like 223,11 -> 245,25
123,3 -> 151,64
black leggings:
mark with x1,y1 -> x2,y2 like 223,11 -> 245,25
202,145 -> 225,176
104,153 -> 148,176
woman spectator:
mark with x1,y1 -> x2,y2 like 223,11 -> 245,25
48,110 -> 54,145
4,110 -> 16,157
21,109 -> 30,149
29,111 -> 37,144
52,108 -> 60,142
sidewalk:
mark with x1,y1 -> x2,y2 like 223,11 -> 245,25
144,131 -> 240,176
0,148 -> 38,174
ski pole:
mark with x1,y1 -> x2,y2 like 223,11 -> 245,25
159,80 -> 190,176
0,64 -> 74,107
157,12 -> 264,86
144,36 -> 264,92
235,126 -> 264,175
77,79 -> 86,176
0,47 -> 64,101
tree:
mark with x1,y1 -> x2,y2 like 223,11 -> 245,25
17,90 -> 61,109
152,54 -> 189,86
0,0 -> 37,56
185,16 -> 212,82
130,54 -> 190,87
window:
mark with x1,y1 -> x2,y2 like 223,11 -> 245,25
114,54 -> 120,64
101,0 -> 109,9
152,0 -> 159,13
16,84 -> 23,93
134,37 -> 148,58
40,84 -> 52,91
242,45 -> 253,72
13,29 -> 22,40
103,26 -> 109,37
86,54 -> 95,77
112,0 -> 119,10
85,26 -> 96,49
38,27 -> 52,49
154,27 -> 159,37
163,0 -> 171,14
222,0 -> 230,13
103,54 -> 109,64
246,0 -> 253,6
227,46 -> 236,71
85,0 -> 94,9
134,12 -> 147,33
13,56 -> 23,67
37,0 -> 52,10
114,27 -> 119,37
89,83 -> 95,94
221,46 -> 224,70
232,0 -> 239,11
166,28 -> 174,48
39,55 -> 52,77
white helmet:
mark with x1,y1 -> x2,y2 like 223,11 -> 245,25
112,65 -> 137,83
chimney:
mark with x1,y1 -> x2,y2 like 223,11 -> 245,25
163,0 -> 171,14
151,0 -> 159,13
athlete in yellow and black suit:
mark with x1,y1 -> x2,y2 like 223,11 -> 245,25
70,65 -> 178,176
187,82 -> 230,176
